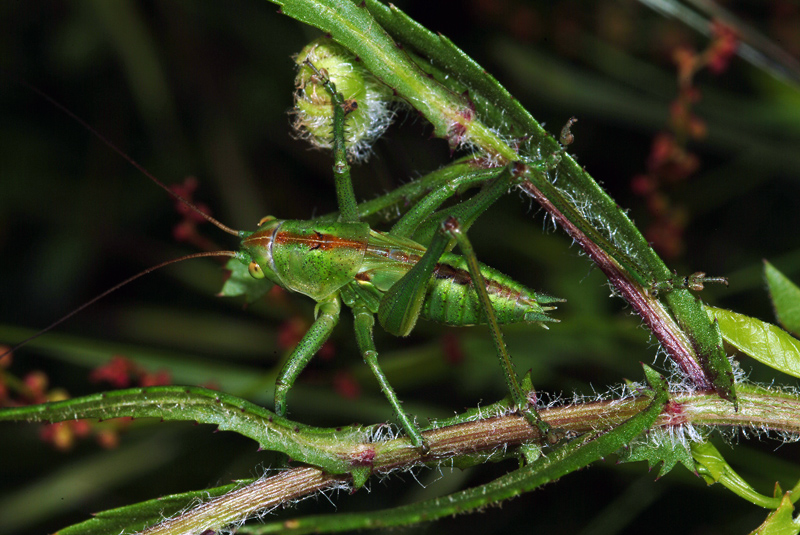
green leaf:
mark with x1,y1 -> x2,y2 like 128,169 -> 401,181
219,257 -> 273,303
55,481 -> 245,535
618,430 -> 695,478
692,441 -> 781,509
765,260 -> 800,337
749,494 -> 800,535
706,306 -> 800,379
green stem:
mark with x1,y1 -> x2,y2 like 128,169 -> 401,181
244,368 -> 668,534
135,381 -> 800,534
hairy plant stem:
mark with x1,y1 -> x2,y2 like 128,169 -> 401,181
138,384 -> 800,535
518,179 -> 712,389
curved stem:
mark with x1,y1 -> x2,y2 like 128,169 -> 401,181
138,383 -> 800,534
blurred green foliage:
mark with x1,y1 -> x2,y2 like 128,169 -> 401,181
1,1 -> 800,534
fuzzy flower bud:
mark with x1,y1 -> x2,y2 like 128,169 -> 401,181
293,37 -> 396,161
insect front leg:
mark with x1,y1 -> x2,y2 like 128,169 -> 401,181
303,60 -> 359,223
352,303 -> 428,452
274,296 -> 341,417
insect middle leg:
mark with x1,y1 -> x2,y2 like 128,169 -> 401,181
389,166 -> 506,239
397,163 -> 518,247
352,303 -> 428,452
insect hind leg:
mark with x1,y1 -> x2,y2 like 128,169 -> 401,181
441,215 -> 554,440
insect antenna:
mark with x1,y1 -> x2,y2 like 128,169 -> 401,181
17,77 -> 242,237
0,250 -> 240,359
3,77 -> 247,358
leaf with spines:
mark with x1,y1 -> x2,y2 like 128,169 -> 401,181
748,493 -> 800,535
362,0 -> 545,141
618,430 -> 695,478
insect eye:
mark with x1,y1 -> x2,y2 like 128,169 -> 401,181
248,261 -> 265,279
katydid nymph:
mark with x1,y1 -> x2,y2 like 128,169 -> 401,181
4,53 -> 563,453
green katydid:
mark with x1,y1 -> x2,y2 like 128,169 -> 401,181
227,59 -> 564,450
4,59 -> 562,453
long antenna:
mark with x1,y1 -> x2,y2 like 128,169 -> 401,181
17,77 -> 242,237
0,251 -> 240,359
3,74 -> 249,358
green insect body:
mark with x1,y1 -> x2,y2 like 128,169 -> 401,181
236,207 -> 561,451
242,217 -> 370,301
239,217 -> 559,330
219,55 -> 566,452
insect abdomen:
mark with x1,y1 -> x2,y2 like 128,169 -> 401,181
421,253 -> 558,326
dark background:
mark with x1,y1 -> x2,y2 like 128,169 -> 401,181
1,1 -> 800,534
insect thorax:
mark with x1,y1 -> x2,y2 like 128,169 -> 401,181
241,218 -> 370,301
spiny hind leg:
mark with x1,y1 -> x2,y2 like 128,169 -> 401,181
352,304 -> 428,453
440,215 -> 553,440
390,166 -> 507,239
378,166 -> 520,337
380,164 -> 557,441
303,59 -> 359,223
274,297 -> 340,416
381,207 -> 551,439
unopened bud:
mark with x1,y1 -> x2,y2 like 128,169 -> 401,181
293,38 -> 396,161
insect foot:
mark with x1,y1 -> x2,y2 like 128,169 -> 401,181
293,37 -> 397,162
649,271 -> 729,296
